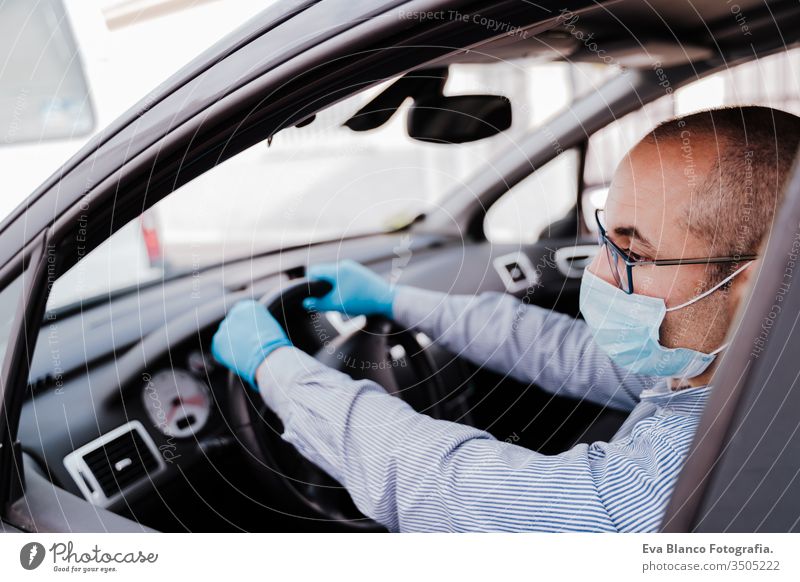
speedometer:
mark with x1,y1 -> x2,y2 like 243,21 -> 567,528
142,369 -> 211,438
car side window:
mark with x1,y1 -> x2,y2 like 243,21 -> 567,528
483,149 -> 579,244
0,0 -> 94,144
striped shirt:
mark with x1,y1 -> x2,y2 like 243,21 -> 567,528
256,285 -> 711,532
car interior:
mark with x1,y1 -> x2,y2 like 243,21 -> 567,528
5,0 -> 800,533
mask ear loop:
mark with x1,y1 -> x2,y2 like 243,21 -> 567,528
666,261 -> 754,372
708,342 -> 729,355
665,261 -> 752,313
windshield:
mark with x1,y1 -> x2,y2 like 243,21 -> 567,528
46,60 -> 613,310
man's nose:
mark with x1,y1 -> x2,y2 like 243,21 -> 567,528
586,246 -> 616,286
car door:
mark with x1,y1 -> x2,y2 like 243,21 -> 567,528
662,154 -> 800,533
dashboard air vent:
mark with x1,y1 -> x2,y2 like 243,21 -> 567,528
63,420 -> 166,507
82,427 -> 159,497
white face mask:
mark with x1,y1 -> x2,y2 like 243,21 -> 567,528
579,262 -> 751,380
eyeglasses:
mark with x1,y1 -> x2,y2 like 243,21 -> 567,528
594,208 -> 758,294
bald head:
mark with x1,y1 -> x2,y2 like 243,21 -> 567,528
636,106 -> 800,282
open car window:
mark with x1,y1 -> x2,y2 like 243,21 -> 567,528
47,60 -> 609,311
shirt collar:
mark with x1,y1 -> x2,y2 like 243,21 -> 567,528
639,378 -> 712,400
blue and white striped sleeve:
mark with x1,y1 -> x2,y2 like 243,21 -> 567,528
391,285 -> 658,412
256,346 -> 676,532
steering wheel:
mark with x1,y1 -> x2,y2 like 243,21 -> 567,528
226,278 -> 450,530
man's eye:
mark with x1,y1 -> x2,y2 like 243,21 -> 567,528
623,249 -> 645,262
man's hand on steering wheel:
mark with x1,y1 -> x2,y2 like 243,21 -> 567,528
301,259 -> 397,319
212,260 -> 397,392
211,300 -> 292,391
212,269 -> 457,526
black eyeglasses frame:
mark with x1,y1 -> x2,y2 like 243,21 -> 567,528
594,208 -> 758,294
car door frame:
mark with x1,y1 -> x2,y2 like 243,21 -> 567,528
0,234 -> 49,507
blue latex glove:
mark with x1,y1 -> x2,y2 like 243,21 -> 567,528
211,300 -> 292,391
302,259 -> 396,319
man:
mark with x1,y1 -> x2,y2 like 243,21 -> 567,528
212,106 -> 800,532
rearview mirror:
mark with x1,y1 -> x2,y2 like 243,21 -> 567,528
407,95 -> 511,144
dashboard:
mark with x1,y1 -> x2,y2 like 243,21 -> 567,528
20,320 -> 235,511
15,231 -> 591,528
